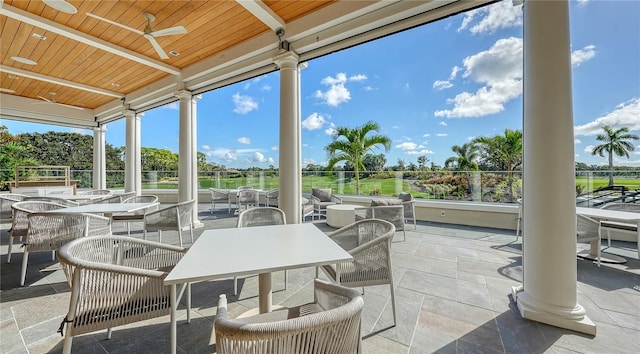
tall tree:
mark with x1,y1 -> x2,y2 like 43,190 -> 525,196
325,121 -> 392,195
444,143 -> 479,193
417,155 -> 428,170
591,125 -> 640,186
474,129 -> 523,201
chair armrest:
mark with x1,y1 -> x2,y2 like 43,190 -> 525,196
310,194 -> 321,205
330,195 -> 343,203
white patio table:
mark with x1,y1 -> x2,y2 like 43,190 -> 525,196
43,202 -> 159,218
164,223 -> 352,354
576,206 -> 640,263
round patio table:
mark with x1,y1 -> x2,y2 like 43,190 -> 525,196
326,204 -> 363,228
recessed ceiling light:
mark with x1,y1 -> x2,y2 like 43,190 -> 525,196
11,56 -> 37,65
0,88 -> 16,93
42,0 -> 77,14
32,33 -> 47,40
169,50 -> 180,56
8,75 -> 19,80
111,83 -> 120,87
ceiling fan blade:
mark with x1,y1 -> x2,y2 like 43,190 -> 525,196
150,26 -> 187,37
55,102 -> 85,111
86,13 -> 144,35
144,34 -> 169,59
37,95 -> 53,103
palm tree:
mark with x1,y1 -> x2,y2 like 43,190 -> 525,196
325,121 -> 392,195
591,125 -> 639,186
474,129 -> 523,201
444,143 -> 479,193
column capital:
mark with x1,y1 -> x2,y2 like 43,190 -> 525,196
274,52 -> 299,69
92,125 -> 107,133
175,89 -> 192,100
122,108 -> 136,118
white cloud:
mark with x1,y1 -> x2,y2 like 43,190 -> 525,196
435,37 -> 523,118
250,152 -> 266,163
467,136 -> 475,141
392,125 -> 400,130
433,80 -> 453,91
349,74 -> 367,82
571,45 -> 596,67
577,0 -> 589,6
267,157 -> 275,165
436,133 -> 448,137
574,139 -> 582,144
237,137 -> 251,145
261,84 -> 271,91
407,149 -> 434,156
423,133 -> 431,137
574,98 -> 640,136
584,145 -> 594,153
439,121 -> 448,126
396,142 -> 417,150
232,93 -> 258,114
243,83 -> 251,90
302,143 -> 309,147
224,152 -> 237,162
271,145 -> 279,151
363,86 -> 375,91
70,128 -> 89,135
302,112 -> 327,130
325,122 -> 337,136
202,145 -> 211,150
458,0 -> 523,34
449,66 -> 461,80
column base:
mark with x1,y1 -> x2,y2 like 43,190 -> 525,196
193,220 -> 204,228
512,286 -> 596,335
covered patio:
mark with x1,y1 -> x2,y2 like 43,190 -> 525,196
0,0 -> 622,344
1,203 -> 639,353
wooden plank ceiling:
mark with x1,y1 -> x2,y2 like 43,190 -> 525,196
0,0 -> 334,111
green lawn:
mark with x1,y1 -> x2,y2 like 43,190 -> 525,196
576,176 -> 640,191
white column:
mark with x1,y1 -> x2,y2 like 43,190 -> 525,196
514,0 -> 595,335
92,125 -> 107,190
124,109 -> 142,195
275,52 -> 301,224
176,90 -> 203,227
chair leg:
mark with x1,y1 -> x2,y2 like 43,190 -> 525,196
20,251 -> 29,286
126,223 -> 131,236
389,282 -> 397,326
51,250 -> 55,261
158,230 -> 163,244
7,240 -> 13,263
107,328 -> 113,339
189,226 -> 194,243
143,229 -> 147,241
284,270 -> 288,290
607,230 -> 611,248
178,229 -> 183,247
62,334 -> 73,354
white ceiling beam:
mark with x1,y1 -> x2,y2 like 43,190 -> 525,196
0,65 -> 123,98
236,0 -> 285,31
0,2 -> 181,75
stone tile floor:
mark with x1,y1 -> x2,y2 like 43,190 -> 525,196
1,203 -> 639,353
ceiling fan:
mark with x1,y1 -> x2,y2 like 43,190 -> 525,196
87,12 -> 187,60
35,92 -> 84,110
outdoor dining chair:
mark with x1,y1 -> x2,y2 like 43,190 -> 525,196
317,218 -> 397,326
310,188 -> 342,219
209,188 -> 231,213
0,193 -> 27,222
79,189 -> 113,196
577,214 -> 602,267
143,199 -> 195,247
23,196 -> 79,207
57,235 -> 189,354
598,202 -> 640,248
214,279 -> 363,354
234,207 -> 287,295
19,212 -> 112,286
236,189 -> 259,214
355,203 -> 406,241
111,195 -> 159,236
7,201 -> 66,264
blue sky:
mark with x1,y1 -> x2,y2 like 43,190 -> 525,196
3,0 -> 639,169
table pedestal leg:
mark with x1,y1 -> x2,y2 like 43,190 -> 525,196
170,284 -> 177,354
258,272 -> 272,313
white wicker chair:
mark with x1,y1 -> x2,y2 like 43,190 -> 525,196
317,219 -> 397,325
143,199 -> 195,247
214,279 -> 363,354
234,207 -> 287,295
23,196 -> 79,207
577,214 -> 601,267
261,188 -> 279,207
111,195 -> 159,236
57,235 -> 189,354
236,189 -> 259,213
79,189 -> 113,196
20,212 -> 112,286
355,204 -> 406,241
0,193 -> 28,222
7,201 -> 67,263
310,188 -> 342,219
210,188 -> 231,213
397,192 -> 416,229
515,198 -> 523,239
599,202 -> 640,250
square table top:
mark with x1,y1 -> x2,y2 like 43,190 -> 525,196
45,202 -> 158,214
576,207 -> 640,222
165,223 -> 352,285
